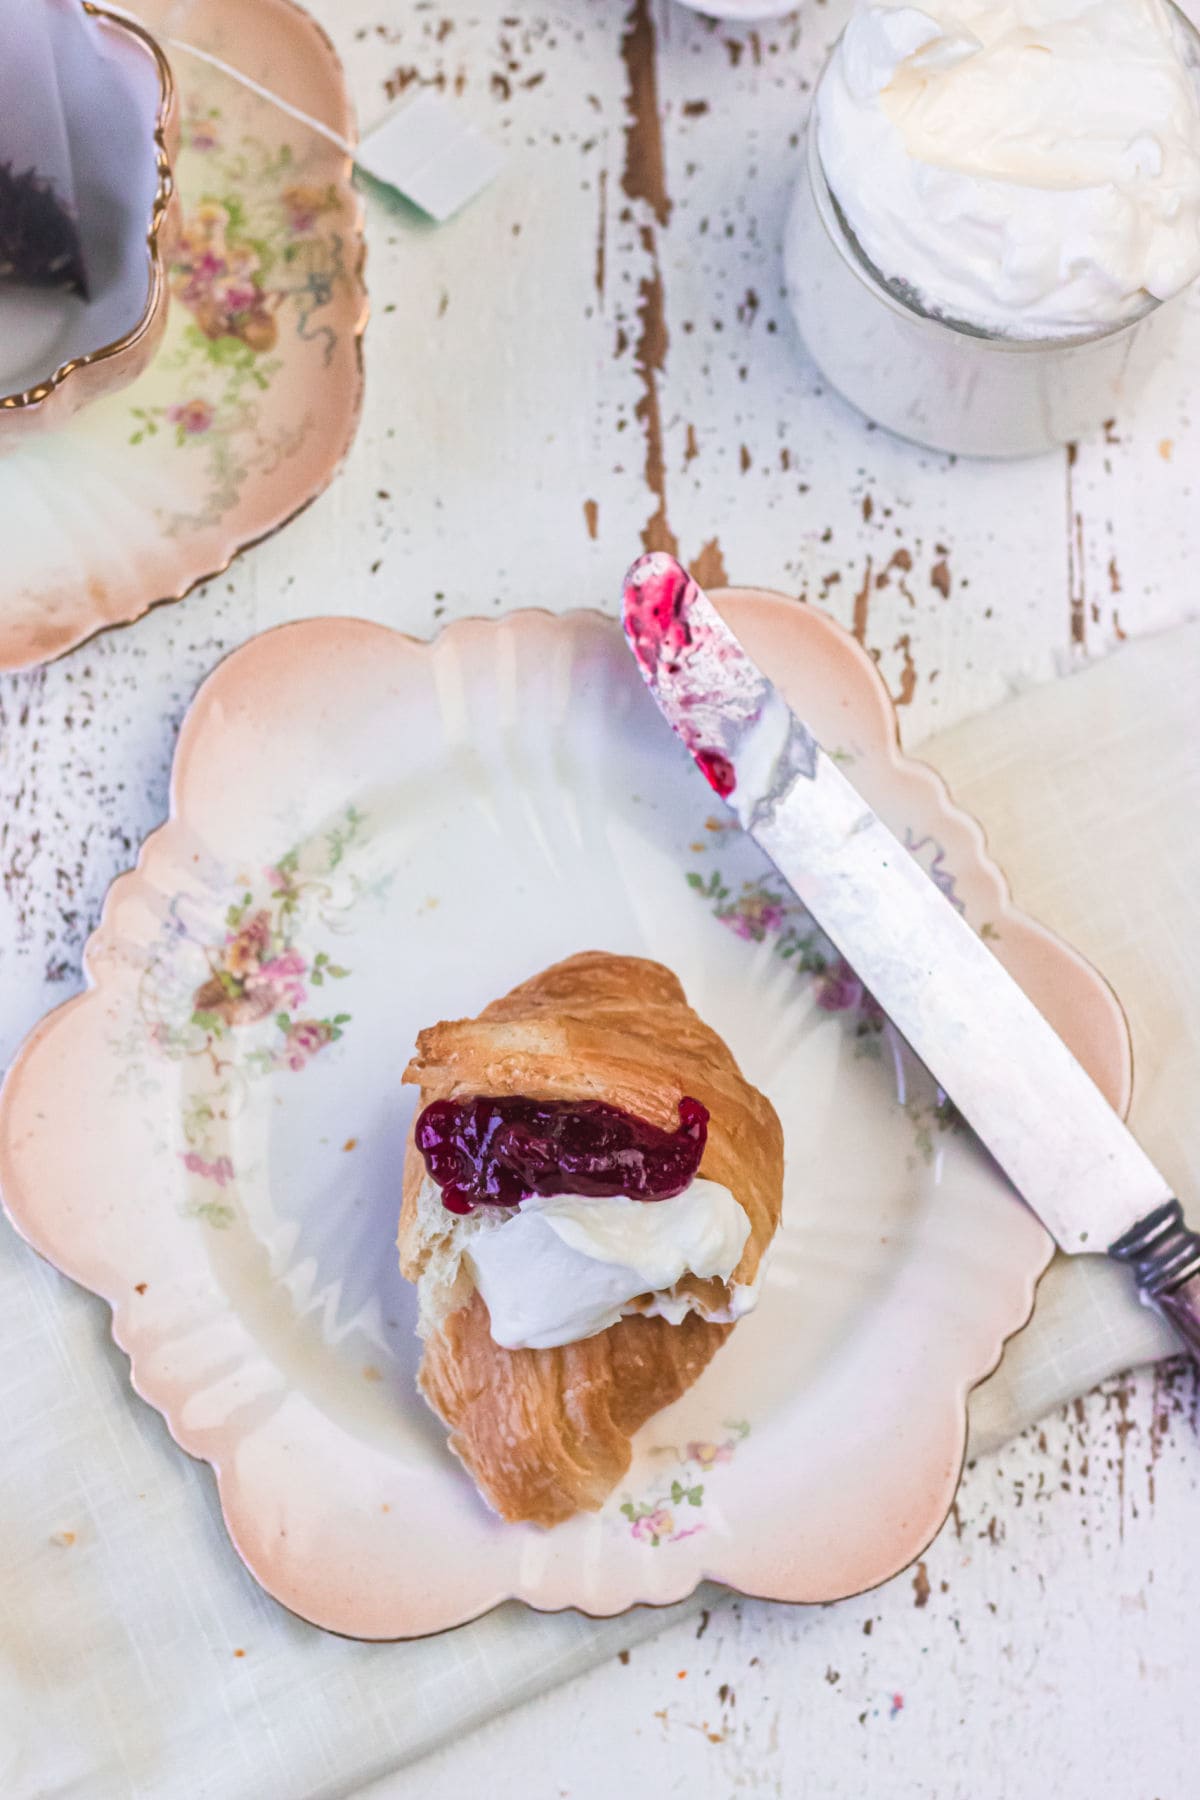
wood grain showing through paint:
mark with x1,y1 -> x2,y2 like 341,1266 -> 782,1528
621,0 -> 678,557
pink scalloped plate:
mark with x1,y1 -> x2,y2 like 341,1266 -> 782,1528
0,593 -> 1130,1638
0,0 -> 366,672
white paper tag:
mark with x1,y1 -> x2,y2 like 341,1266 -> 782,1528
164,40 -> 502,226
355,91 -> 505,223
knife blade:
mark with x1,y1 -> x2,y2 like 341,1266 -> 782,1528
622,550 -> 1200,1353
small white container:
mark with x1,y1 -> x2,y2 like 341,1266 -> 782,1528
784,29 -> 1197,458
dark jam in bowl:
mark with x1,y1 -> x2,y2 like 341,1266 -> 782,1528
415,1095 -> 710,1216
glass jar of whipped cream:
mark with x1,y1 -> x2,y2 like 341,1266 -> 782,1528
785,0 -> 1200,457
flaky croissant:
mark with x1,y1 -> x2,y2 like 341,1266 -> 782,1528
398,951 -> 784,1527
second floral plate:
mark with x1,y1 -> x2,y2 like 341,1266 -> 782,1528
0,0 -> 366,672
0,594 -> 1130,1636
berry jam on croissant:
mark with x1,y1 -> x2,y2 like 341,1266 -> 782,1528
415,1095 -> 710,1216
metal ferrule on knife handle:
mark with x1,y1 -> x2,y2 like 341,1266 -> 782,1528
1110,1202 -> 1200,1357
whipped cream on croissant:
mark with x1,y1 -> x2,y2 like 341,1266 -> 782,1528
400,952 -> 785,1526
414,1173 -> 755,1350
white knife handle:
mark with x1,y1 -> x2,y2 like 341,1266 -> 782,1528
1110,1200 -> 1200,1360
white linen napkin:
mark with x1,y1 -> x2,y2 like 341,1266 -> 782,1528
932,622 -> 1197,1452
1,623 -> 1195,1798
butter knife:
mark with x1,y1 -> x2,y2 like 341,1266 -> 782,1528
622,550 -> 1200,1356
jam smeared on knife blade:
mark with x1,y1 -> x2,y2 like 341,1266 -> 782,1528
622,552 -> 739,797
622,551 -> 695,681
416,1095 -> 710,1215
695,749 -> 736,797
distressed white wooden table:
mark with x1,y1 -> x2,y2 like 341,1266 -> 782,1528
2,0 -> 1199,1794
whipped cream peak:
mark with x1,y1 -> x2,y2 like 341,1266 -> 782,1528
818,0 -> 1200,338
839,6 -> 972,98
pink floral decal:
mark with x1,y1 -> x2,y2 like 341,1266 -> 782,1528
686,824 -> 965,1156
815,956 -> 887,1027
619,1421 -> 750,1546
630,1507 -> 676,1544
282,1018 -> 337,1070
686,867 -> 887,1042
687,1438 -> 736,1468
282,182 -> 339,237
190,849 -> 354,1064
720,889 -> 786,942
180,1151 -> 234,1188
127,105 -> 353,524
184,99 -> 221,154
172,199 -> 279,352
136,806 -> 365,1228
166,398 -> 215,438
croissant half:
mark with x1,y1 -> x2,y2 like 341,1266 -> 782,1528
398,951 -> 784,1527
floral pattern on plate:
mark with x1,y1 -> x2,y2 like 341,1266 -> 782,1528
685,832 -> 964,1163
0,0 -> 366,671
122,807 -> 366,1227
126,102 -> 352,533
619,1422 -> 750,1546
0,596 -> 1132,1638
